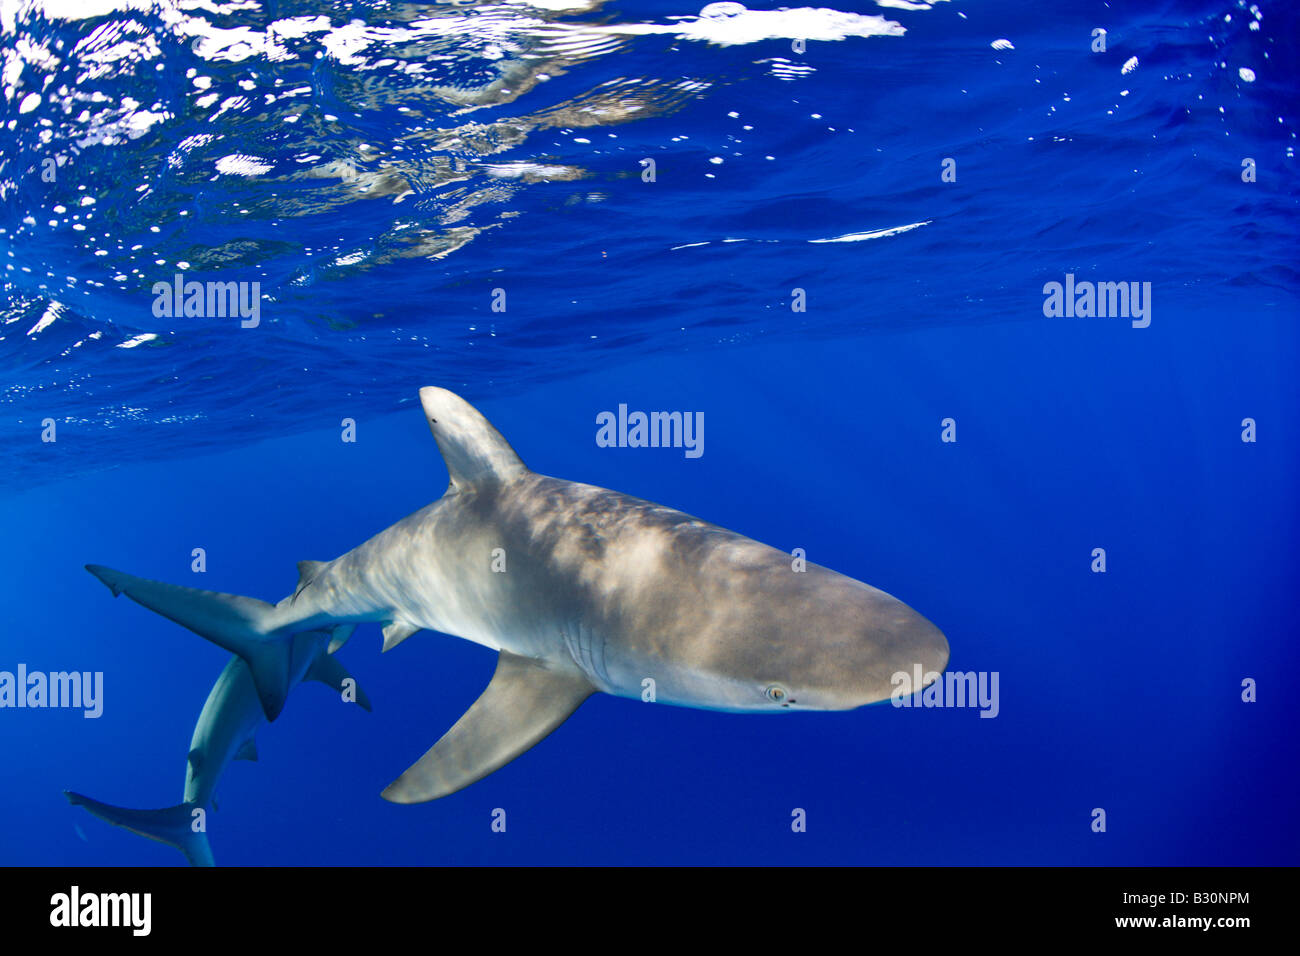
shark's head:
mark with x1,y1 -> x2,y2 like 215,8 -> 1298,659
754,584 -> 950,712
652,562 -> 950,714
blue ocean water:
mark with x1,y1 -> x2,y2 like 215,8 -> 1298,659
1,0 -> 1297,866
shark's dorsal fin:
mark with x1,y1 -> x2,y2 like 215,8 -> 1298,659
235,738 -> 258,762
419,387 -> 527,490
381,652 -> 593,804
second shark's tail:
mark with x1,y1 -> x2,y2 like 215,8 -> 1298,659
85,564 -> 341,720
65,792 -> 215,867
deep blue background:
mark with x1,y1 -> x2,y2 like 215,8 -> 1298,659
1,0 -> 1297,864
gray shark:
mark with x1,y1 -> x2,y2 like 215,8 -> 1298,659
65,632 -> 371,865
84,386 -> 948,804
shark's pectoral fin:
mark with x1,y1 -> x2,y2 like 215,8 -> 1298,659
381,621 -> 420,653
381,652 -> 593,804
305,651 -> 373,712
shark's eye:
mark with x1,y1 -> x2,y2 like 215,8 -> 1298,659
765,685 -> 787,702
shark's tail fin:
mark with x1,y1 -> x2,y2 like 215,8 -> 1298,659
85,564 -> 307,720
65,791 -> 215,867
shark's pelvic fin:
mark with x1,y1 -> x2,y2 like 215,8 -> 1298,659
381,652 -> 593,804
305,652 -> 373,712
327,624 -> 357,654
85,564 -> 293,721
64,791 -> 215,867
418,386 -> 528,490
234,739 -> 259,762
381,621 -> 420,653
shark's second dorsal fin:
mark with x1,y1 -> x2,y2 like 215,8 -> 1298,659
419,387 -> 527,490
380,652 -> 592,804
294,560 -> 328,601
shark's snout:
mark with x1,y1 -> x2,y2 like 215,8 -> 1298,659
853,600 -> 950,709
783,590 -> 949,712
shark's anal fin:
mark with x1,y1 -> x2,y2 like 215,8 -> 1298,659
234,739 -> 258,762
381,621 -> 420,653
305,652 -> 373,712
381,652 -> 592,804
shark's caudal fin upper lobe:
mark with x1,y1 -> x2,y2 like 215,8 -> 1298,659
84,564 -> 329,721
64,791 -> 214,867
